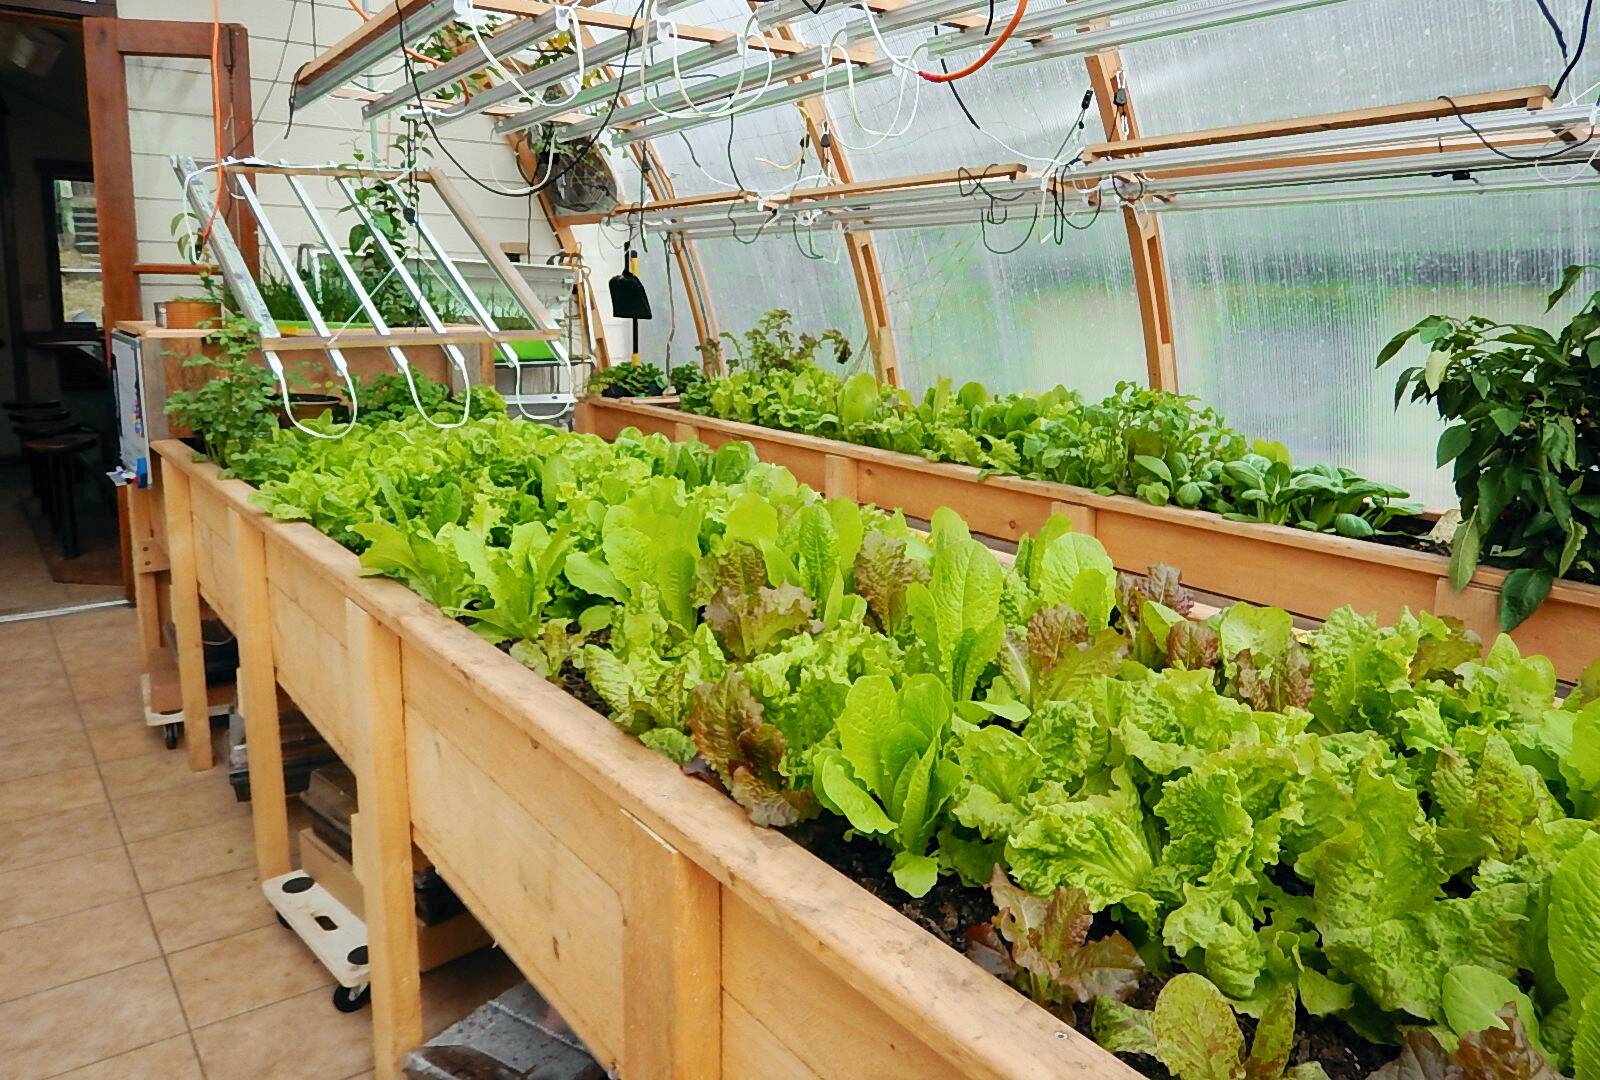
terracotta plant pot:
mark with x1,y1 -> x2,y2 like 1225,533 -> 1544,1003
161,299 -> 223,329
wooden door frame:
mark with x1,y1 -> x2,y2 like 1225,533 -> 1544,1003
83,16 -> 256,335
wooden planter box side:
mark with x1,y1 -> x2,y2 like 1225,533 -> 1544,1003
152,439 -> 1133,1080
576,399 -> 1600,683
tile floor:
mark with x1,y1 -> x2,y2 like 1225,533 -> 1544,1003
0,498 -> 522,1079
0,481 -> 123,619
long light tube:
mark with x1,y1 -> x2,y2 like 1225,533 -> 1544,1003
437,24 -> 640,127
293,0 -> 465,111
362,8 -> 563,121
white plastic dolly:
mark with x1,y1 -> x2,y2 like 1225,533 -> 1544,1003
140,672 -> 231,750
263,870 -> 373,1012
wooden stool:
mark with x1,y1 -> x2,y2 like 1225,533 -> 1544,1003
10,413 -> 77,505
23,432 -> 97,559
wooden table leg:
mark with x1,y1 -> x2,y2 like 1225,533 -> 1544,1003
159,466 -> 213,770
126,481 -> 164,662
232,509 -> 292,879
347,602 -> 423,1080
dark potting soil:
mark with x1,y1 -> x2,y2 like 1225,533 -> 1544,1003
781,815 -> 995,952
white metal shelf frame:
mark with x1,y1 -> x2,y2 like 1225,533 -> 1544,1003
173,157 -> 576,422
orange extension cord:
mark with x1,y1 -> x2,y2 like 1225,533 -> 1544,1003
918,0 -> 1030,83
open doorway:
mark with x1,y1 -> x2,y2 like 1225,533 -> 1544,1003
0,9 -> 123,617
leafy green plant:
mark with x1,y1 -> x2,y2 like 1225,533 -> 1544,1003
226,405 -> 1600,1078
811,673 -> 964,896
163,309 -> 279,471
1093,975 -> 1325,1080
966,868 -> 1143,1010
697,308 -> 852,374
680,321 -> 1419,541
586,362 -> 666,398
1383,265 -> 1600,631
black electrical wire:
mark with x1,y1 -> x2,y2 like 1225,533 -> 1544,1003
979,200 -> 1039,254
399,0 -> 648,199
222,0 -> 300,158
1440,93 -> 1595,162
724,112 -> 746,190
1555,0 -> 1594,97
1536,0 -> 1571,54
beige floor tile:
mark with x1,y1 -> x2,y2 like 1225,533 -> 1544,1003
112,772 -> 250,844
0,677 -> 78,725
343,1073 -> 376,1080
68,669 -> 144,709
49,1034 -> 203,1080
0,846 -> 138,932
0,802 -> 122,874
169,923 -> 333,1027
145,866 -> 275,953
88,721 -> 171,765
127,814 -> 255,893
192,984 -> 374,1080
0,896 -> 161,1003
0,621 -> 60,664
0,958 -> 186,1080
0,730 -> 92,784
74,689 -> 147,730
0,702 -> 81,748
421,946 -> 523,1039
0,765 -> 105,824
98,750 -> 213,801
46,605 -> 137,640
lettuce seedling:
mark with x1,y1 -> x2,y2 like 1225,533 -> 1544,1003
689,672 -> 818,827
1093,974 -> 1326,1080
966,867 -> 1143,1010
811,673 -> 964,896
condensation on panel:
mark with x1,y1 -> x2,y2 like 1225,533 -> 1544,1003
1121,0 -> 1598,134
872,215 -> 1148,400
1160,185 -> 1599,509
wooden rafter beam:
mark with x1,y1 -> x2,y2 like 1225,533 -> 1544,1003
1083,48 -> 1178,393
1082,85 -> 1555,161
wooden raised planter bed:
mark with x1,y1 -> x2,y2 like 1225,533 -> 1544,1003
153,438 -> 1136,1080
577,397 -> 1600,683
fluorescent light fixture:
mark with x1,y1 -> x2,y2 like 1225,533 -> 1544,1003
928,0 -> 1352,62
494,32 -> 748,136
919,0 -> 1171,54
1145,167 -> 1600,212
609,58 -> 895,145
447,23 -> 641,127
1060,103 -> 1597,182
293,0 -> 467,111
362,8 -> 563,121
551,48 -> 836,142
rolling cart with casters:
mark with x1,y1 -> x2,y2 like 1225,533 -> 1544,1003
263,870 -> 372,1013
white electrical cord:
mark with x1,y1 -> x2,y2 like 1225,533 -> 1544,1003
641,6 -> 778,121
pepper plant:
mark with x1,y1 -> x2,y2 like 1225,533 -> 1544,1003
1382,265 -> 1600,630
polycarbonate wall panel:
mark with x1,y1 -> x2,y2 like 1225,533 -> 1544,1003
691,234 -> 873,374
1121,0 -> 1599,133
873,215 -> 1148,399
1161,185 -> 1600,509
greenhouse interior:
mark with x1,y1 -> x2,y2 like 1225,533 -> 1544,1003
0,0 -> 1597,1077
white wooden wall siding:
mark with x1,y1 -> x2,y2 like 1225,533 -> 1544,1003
114,0 -> 562,319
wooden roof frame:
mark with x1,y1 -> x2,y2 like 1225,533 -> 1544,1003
283,0 -> 1578,400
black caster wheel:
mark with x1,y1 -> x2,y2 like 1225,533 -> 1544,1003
276,912 -> 290,929
332,984 -> 371,1013
163,723 -> 180,750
